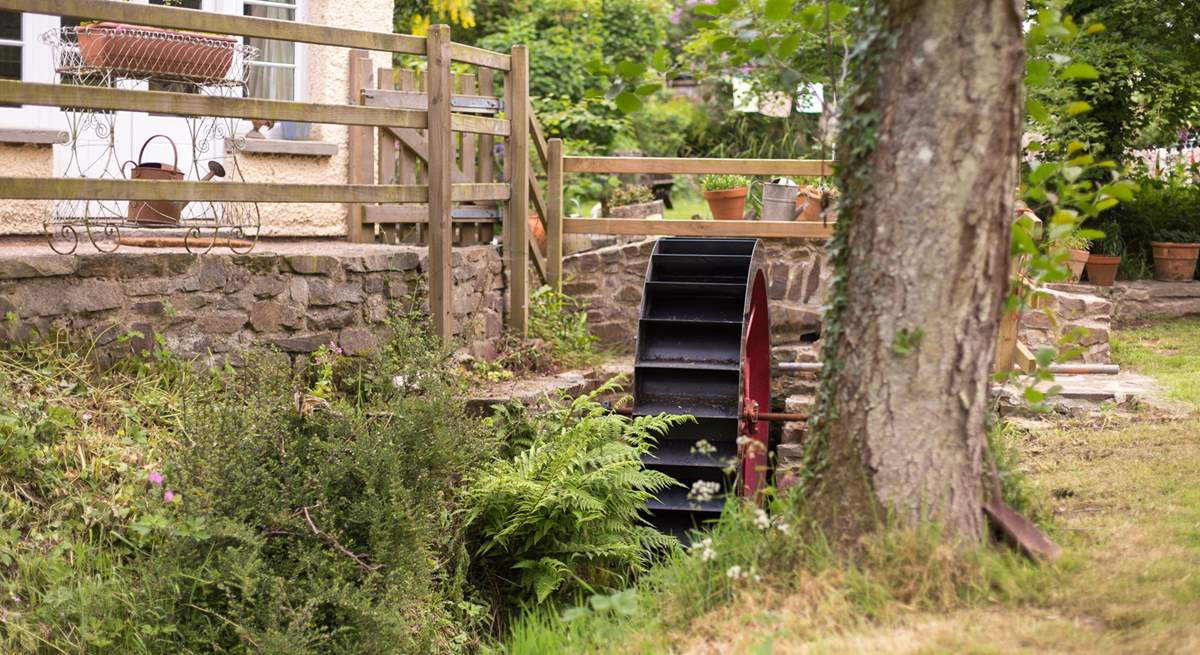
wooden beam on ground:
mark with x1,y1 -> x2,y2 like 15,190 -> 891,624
562,156 -> 834,177
426,24 -> 454,341
547,139 -> 564,292
0,0 -> 426,54
563,218 -> 835,239
0,80 -> 424,129
506,45 -> 531,335
0,177 -> 501,203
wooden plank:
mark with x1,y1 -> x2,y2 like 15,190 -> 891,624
529,109 -> 549,167
507,45 -> 530,335
0,127 -> 69,145
562,156 -> 834,176
0,0 -> 426,54
528,175 -> 547,225
426,24 -> 454,341
346,51 -> 374,243
449,42 -> 512,71
377,67 -> 399,244
562,218 -> 836,239
360,89 -> 501,114
361,91 -> 508,134
547,138 -> 564,292
0,177 -> 500,203
362,205 -> 499,224
529,235 -> 547,284
385,126 -> 472,183
459,77 -> 478,179
477,69 -> 496,185
0,177 -> 429,203
0,80 -> 424,129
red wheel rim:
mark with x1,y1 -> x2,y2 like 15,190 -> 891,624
740,271 -> 771,498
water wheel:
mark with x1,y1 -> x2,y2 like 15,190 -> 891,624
633,237 -> 771,537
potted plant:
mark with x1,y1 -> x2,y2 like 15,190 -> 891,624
1050,229 -> 1092,283
700,174 -> 750,221
1085,222 -> 1123,287
1151,229 -> 1200,282
604,184 -> 664,219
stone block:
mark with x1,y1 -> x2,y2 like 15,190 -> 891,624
0,256 -> 77,280
308,307 -> 359,330
76,252 -> 193,279
67,280 -> 123,314
250,274 -> 287,298
344,251 -> 421,273
339,327 -> 377,355
364,296 -> 388,323
285,255 -> 341,276
182,257 -> 228,292
307,279 -> 364,306
197,311 -> 248,334
250,301 -> 303,332
269,332 -> 334,353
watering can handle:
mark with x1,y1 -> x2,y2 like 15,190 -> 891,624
136,134 -> 179,170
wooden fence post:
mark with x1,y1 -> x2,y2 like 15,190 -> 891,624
506,44 -> 530,335
426,25 -> 453,340
347,49 -> 374,242
547,138 -> 564,292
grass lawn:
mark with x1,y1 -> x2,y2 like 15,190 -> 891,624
506,319 -> 1200,653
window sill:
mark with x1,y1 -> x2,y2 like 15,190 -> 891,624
227,137 -> 339,157
0,128 -> 70,146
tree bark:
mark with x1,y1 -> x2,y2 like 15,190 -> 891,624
809,0 -> 1024,542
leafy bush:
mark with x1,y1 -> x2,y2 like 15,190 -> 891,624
699,174 -> 749,192
1099,179 -> 1200,278
632,95 -> 709,158
0,317 -> 498,654
479,18 -> 601,102
598,0 -> 667,64
463,381 -> 685,608
607,184 -> 654,208
529,284 -> 598,368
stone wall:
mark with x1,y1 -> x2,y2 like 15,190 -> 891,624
0,241 -> 504,364
1019,285 -> 1113,363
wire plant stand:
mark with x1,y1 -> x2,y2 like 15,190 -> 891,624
41,25 -> 263,254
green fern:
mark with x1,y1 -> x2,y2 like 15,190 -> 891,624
464,378 -> 689,608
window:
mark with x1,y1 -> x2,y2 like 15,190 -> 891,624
0,10 -> 21,81
244,0 -> 297,100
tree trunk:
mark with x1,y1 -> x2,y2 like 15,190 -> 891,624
808,0 -> 1024,542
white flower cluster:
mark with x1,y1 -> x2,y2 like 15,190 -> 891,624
691,537 -> 716,562
690,439 -> 717,456
753,508 -> 790,534
688,479 -> 722,504
725,564 -> 761,583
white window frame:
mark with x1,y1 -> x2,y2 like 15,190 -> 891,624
236,0 -> 307,103
0,12 -> 59,129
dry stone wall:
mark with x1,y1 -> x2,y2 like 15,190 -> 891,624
0,243 -> 504,365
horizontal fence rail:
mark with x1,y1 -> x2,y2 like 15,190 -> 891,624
0,0 -> 509,70
562,156 -> 835,177
0,81 -> 426,129
563,218 -> 835,239
0,178 -> 510,204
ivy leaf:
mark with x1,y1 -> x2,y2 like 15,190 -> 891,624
1059,62 -> 1099,80
1026,98 -> 1050,124
765,0 -> 792,21
776,33 -> 802,58
614,91 -> 643,114
1065,100 -> 1093,116
651,47 -> 671,73
616,60 -> 646,80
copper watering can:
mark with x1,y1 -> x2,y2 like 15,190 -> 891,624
123,134 -> 225,226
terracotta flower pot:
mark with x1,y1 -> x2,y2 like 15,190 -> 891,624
1065,248 -> 1089,283
1151,241 -> 1200,282
77,22 -> 237,82
528,213 -> 546,253
1085,254 -> 1121,287
703,186 -> 748,221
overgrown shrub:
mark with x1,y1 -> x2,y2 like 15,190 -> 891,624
1099,176 -> 1200,279
463,381 -> 684,610
529,285 -> 598,368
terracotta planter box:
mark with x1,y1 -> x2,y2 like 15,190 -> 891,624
1085,254 -> 1121,287
703,186 -> 748,221
77,22 -> 237,82
1151,241 -> 1200,282
609,199 -> 664,220
1065,248 -> 1089,283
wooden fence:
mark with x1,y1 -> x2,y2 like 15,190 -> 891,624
536,145 -> 837,291
0,0 -> 526,339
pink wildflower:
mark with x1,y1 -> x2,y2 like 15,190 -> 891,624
148,471 -> 164,486
669,6 -> 683,24
163,490 -> 177,503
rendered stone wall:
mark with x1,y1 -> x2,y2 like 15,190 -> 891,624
0,144 -> 54,235
0,243 -> 504,364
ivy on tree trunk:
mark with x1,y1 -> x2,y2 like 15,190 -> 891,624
805,0 -> 1025,543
